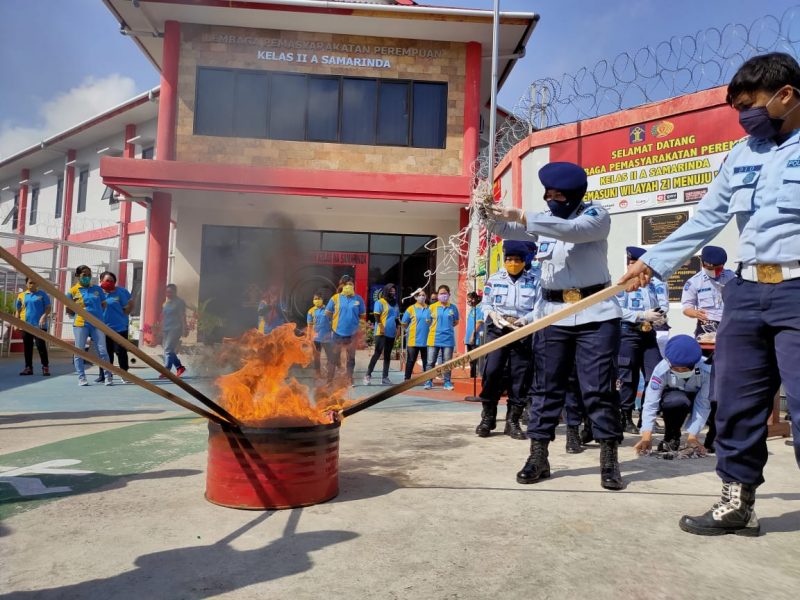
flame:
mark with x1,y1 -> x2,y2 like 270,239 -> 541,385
215,324 -> 351,427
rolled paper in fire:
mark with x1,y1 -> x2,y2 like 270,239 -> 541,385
342,284 -> 626,418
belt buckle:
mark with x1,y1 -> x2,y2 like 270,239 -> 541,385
756,264 -> 783,284
562,288 -> 582,303
639,321 -> 653,332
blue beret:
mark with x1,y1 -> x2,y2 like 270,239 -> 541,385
503,240 -> 536,258
626,246 -> 646,260
701,246 -> 727,265
664,335 -> 702,368
538,162 -> 588,192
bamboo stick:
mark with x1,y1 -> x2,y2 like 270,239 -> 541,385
342,284 -> 625,418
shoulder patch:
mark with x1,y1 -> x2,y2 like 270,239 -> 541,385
584,208 -> 599,217
683,282 -> 691,291
650,375 -> 662,390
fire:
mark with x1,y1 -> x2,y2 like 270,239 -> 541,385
215,324 -> 350,427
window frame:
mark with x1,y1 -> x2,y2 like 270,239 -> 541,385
55,177 -> 64,219
76,169 -> 89,213
28,186 -> 39,225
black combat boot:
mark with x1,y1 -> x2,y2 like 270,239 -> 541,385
622,410 -> 640,434
599,440 -> 624,490
516,439 -> 550,484
566,426 -> 583,454
503,404 -> 527,440
679,482 -> 760,536
475,402 -> 497,437
579,416 -> 594,445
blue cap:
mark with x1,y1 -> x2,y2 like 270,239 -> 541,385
701,245 -> 727,265
664,335 -> 702,368
503,240 -> 536,258
538,162 -> 588,194
626,246 -> 646,260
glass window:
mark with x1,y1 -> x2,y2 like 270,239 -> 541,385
55,177 -> 63,218
307,77 -> 340,142
404,235 -> 435,255
269,73 -> 306,141
104,185 -> 117,206
370,234 -> 402,253
341,78 -> 377,144
293,230 -> 322,251
77,170 -> 88,213
29,187 -> 39,225
194,68 -> 235,136
377,81 -> 409,146
10,193 -> 19,230
141,146 -> 154,159
369,253 -> 402,288
322,232 -> 368,252
412,82 -> 447,149
234,71 -> 269,138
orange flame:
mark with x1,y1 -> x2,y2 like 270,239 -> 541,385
215,324 -> 350,427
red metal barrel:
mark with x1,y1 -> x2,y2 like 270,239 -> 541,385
206,420 -> 339,510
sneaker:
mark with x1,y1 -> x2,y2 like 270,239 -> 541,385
42,366 -> 50,376
363,374 -> 372,386
78,377 -> 89,386
423,381 -> 433,390
105,377 -> 114,386
443,382 -> 455,391
19,367 -> 33,376
94,375 -> 105,383
381,377 -> 393,385
176,366 -> 186,377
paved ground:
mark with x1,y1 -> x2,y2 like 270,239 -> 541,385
0,350 -> 798,599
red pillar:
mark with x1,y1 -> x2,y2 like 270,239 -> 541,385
117,124 -> 136,287
14,169 -> 30,256
156,20 -> 180,161
462,41 -> 481,178
143,192 -> 172,337
56,150 -> 76,338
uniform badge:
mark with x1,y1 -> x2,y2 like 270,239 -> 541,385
743,171 -> 757,184
787,159 -> 800,168
683,282 -> 691,291
650,375 -> 662,390
585,208 -> 599,217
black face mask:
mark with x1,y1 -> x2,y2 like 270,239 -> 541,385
544,187 -> 585,219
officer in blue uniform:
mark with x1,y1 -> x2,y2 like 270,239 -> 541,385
475,240 -> 539,440
617,246 -> 669,433
681,246 -> 736,337
490,161 -> 625,490
621,52 -> 800,535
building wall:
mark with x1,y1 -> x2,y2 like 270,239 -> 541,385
175,24 -> 466,176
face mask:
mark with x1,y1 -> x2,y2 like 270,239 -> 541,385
415,295 -> 426,304
505,261 -> 524,276
672,369 -> 694,380
738,88 -> 800,138
79,276 -> 91,286
704,267 -> 723,279
313,298 -> 323,308
438,293 -> 449,303
100,281 -> 115,292
342,284 -> 355,297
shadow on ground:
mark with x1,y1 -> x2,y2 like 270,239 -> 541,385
0,409 -> 167,426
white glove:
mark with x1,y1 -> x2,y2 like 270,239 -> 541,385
641,309 -> 661,322
485,204 -> 524,223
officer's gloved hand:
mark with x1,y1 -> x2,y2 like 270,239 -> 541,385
486,204 -> 524,224
641,309 -> 661,322
634,432 -> 652,455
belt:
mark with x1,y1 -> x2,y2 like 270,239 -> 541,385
541,283 -> 609,304
738,262 -> 800,284
622,321 -> 655,333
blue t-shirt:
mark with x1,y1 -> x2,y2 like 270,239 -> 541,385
426,302 -> 460,347
16,290 -> 50,326
162,297 -> 186,333
373,298 -> 400,338
69,283 -> 105,326
464,305 -> 484,346
103,287 -> 132,332
401,304 -> 430,347
307,306 -> 331,342
326,293 -> 366,337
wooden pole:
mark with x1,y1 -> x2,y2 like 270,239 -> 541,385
0,246 -> 239,427
342,284 -> 625,418
0,310 -> 233,426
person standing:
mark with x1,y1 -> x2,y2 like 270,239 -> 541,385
325,275 -> 366,385
474,240 -> 539,439
306,291 -> 332,379
464,291 -> 484,378
257,285 -> 288,335
490,161 -> 625,490
161,283 -> 188,378
424,285 -> 460,391
15,277 -> 51,376
681,246 -> 735,338
365,283 -> 400,386
620,52 -> 800,535
97,271 -> 133,383
68,265 -> 111,386
401,289 -> 430,382
616,246 -> 669,433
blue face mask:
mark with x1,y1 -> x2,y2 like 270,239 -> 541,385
79,276 -> 91,286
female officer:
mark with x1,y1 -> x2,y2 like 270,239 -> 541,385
401,289 -> 430,382
424,285 -> 459,391
97,271 -> 134,383
325,274 -> 366,385
365,283 -> 400,386
68,265 -> 111,386
307,291 -> 332,378
15,277 -> 51,376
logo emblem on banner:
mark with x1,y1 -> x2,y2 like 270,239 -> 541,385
650,120 -> 674,138
629,126 -> 646,144
619,199 -> 629,209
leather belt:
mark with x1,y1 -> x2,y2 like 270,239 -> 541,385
541,283 -> 609,304
738,262 -> 800,284
622,321 -> 654,333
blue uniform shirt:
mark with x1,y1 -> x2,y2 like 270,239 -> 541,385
16,290 -> 50,326
496,202 -> 621,326
69,284 -> 105,326
401,304 -> 430,347
373,298 -> 400,338
642,131 -> 800,277
103,287 -> 132,332
326,293 -> 366,337
307,306 -> 331,342
482,267 -> 540,323
464,305 -> 484,345
680,269 -> 736,322
426,302 -> 459,347
617,277 -> 669,324
641,359 -> 712,435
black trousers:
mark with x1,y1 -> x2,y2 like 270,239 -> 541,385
404,346 -> 427,380
478,323 -> 533,408
23,331 -> 49,368
466,343 -> 478,378
99,329 -> 129,379
618,324 -> 662,413
313,341 -> 333,373
367,335 -> 395,378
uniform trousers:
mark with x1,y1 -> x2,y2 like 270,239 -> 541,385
618,324 -> 662,413
23,331 -> 49,368
660,389 -> 696,441
404,346 -> 427,381
478,323 -> 532,408
563,364 -> 585,427
367,335 -> 395,378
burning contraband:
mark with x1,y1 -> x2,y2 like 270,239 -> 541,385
215,324 -> 349,427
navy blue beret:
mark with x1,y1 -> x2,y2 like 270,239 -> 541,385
626,246 -> 646,260
503,240 -> 537,258
664,335 -> 702,368
701,246 -> 727,265
538,162 -> 588,192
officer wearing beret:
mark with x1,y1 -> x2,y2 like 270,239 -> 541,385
633,335 -> 712,455
475,240 -> 540,439
681,245 -> 735,338
490,161 -> 625,490
616,246 -> 669,433
621,53 -> 800,535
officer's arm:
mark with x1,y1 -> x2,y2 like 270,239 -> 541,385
686,367 -> 712,436
518,206 -> 611,244
681,282 -> 700,317
491,220 -> 539,242
640,367 -> 666,433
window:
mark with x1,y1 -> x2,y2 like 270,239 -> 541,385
193,67 -> 447,149
77,170 -> 88,213
103,186 -> 117,206
29,187 -> 39,225
55,177 -> 63,219
370,234 -> 402,254
322,232 -> 368,252
7,194 -> 19,230
141,146 -> 154,159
